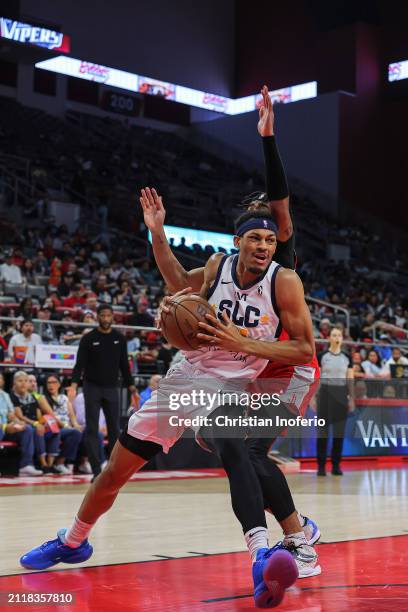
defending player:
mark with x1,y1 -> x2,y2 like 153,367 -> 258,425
21,204 -> 315,608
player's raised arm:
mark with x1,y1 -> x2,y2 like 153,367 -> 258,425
258,85 -> 293,243
139,187 -> 204,292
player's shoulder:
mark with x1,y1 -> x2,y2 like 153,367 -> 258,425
275,266 -> 301,286
205,251 -> 228,278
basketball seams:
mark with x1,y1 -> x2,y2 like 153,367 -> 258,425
165,298 -> 213,351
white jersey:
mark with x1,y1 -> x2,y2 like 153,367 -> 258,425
185,254 -> 282,380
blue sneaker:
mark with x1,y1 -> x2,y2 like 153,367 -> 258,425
20,529 -> 93,570
252,544 -> 298,608
302,515 -> 321,545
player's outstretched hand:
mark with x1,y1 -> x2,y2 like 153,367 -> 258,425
140,187 -> 166,233
156,287 -> 193,330
257,84 -> 274,137
197,310 -> 246,352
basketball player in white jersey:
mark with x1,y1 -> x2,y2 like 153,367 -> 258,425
21,205 -> 315,607
136,85 -> 321,581
141,186 -> 321,578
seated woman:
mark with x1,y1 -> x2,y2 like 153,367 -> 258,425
0,374 -> 42,477
10,371 -> 61,474
43,374 -> 82,475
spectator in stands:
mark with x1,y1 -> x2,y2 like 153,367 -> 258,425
0,254 -> 23,284
10,371 -> 60,474
21,259 -> 35,284
351,352 -> 366,379
113,279 -> 136,309
35,307 -> 57,344
91,242 -> 109,266
126,331 -> 140,356
49,256 -> 62,288
129,298 -> 154,328
44,374 -> 82,475
108,261 -> 124,283
318,318 -> 331,340
0,378 -> 42,477
63,283 -> 88,308
394,305 -> 406,328
72,392 -> 107,474
0,333 -> 7,362
375,334 -> 393,364
16,298 -> 33,320
361,350 -> 383,378
139,374 -> 162,408
58,272 -> 75,298
139,260 -> 157,285
8,319 -> 42,365
93,275 -> 113,304
59,311 -> 77,344
33,250 -> 49,276
123,258 -> 143,284
11,248 -> 24,267
382,347 -> 408,377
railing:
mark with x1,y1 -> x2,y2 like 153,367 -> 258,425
306,296 -> 350,331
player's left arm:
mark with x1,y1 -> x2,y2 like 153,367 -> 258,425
197,268 -> 314,365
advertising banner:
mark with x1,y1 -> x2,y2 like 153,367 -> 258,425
0,17 -> 70,52
35,344 -> 78,369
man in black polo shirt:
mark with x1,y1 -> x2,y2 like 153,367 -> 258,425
68,304 -> 137,478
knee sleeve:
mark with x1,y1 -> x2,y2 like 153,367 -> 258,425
119,430 -> 161,460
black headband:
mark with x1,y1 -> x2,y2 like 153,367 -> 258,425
236,218 -> 278,237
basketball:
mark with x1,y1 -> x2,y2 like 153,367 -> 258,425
161,294 -> 215,350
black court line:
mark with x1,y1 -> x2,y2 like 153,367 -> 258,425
2,533 -> 407,579
202,583 -> 408,603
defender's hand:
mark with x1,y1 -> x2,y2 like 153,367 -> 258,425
197,310 -> 247,352
140,187 -> 166,233
257,85 -> 275,137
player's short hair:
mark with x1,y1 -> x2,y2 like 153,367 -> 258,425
234,209 -> 276,235
240,191 -> 269,209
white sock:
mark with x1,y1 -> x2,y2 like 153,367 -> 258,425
284,531 -> 308,546
297,512 -> 307,527
244,527 -> 269,563
63,515 -> 94,548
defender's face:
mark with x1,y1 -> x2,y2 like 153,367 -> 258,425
234,229 -> 277,275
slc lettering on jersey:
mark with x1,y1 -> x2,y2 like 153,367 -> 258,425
218,298 -> 261,327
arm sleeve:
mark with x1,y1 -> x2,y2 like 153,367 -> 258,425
274,235 -> 296,269
262,136 -> 289,200
119,336 -> 134,387
71,335 -> 88,384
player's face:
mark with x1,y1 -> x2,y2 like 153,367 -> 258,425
235,229 -> 277,275
98,309 -> 114,330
